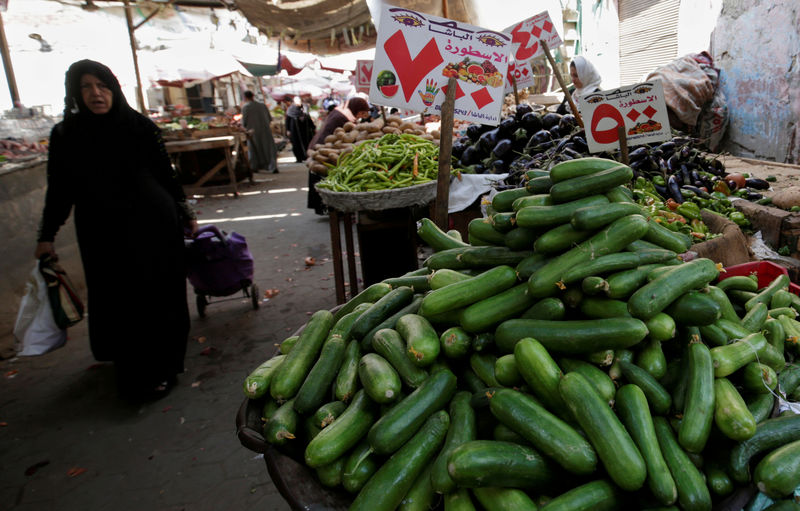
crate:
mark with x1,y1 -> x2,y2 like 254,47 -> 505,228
720,261 -> 800,296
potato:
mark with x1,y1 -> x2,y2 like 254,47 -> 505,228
343,122 -> 355,132
382,126 -> 400,134
386,115 -> 403,124
309,163 -> 328,176
367,131 -> 383,139
431,130 -> 441,139
324,135 -> 337,144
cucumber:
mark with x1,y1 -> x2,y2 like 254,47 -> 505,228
504,226 -> 540,251
243,355 -> 286,399
264,397 -> 298,445
382,275 -> 430,292
746,274 -> 791,312
637,248 -> 680,265
561,286 -> 584,307
654,416 -> 713,511
315,457 -> 345,487
495,317 -> 648,354
460,246 -> 534,268
492,422 -> 528,444
472,332 -> 494,352
664,290 -> 721,326
279,335 -> 298,354
628,258 -> 720,320
418,217 -> 470,251
430,391 -> 477,494
342,439 -> 379,493
779,364 -> 800,395
512,193 -> 553,211
430,269 -> 474,290
528,214 -> 650,298
710,332 -> 767,378
399,464 -> 435,511
643,217 -> 692,253
396,314 -> 441,367
424,247 -> 474,270
472,487 -> 539,511
579,296 -> 630,318
334,340 -> 361,402
606,184 -> 635,202
616,384 -> 678,505
549,156 -> 623,183
521,297 -> 566,320
580,276 -> 607,296
636,338 -> 668,378
754,439 -> 800,498
350,411 -> 450,511
717,275 -> 759,293
549,164 -> 634,203
293,335 -> 347,414
494,354 -> 522,386
359,353 -> 401,404
746,392 -> 776,424
304,389 -> 378,468
705,462 -> 734,497
771,289 -> 795,309
361,296 -> 423,351
525,175 -> 553,194
559,358 -> 616,405
270,309 -> 335,400
714,377 -> 756,441
350,286 -> 415,340
533,223 -> 594,254
460,283 -> 536,333
489,387 -> 597,475
439,326 -> 472,359
493,187 -> 532,212
609,348 -> 635,381
490,211 -> 516,233
372,328 -> 429,388
443,488 -> 476,511
368,369 -> 457,455
679,342 -> 715,454
728,289 -> 758,305
539,480 -> 619,511
715,317 -> 751,340
446,440 -> 554,488
516,253 -> 549,280
559,372 -> 647,491
561,252 -> 642,285
763,501 -> 800,511
742,362 -> 778,394
571,202 -> 644,231
468,217 -> 506,246
742,302 -> 769,332
420,265 -> 518,318
311,401 -> 347,429
698,323 -> 728,347
332,283 -> 392,323
730,414 -> 800,483
619,360 -> 672,415
768,306 -> 797,319
470,353 -> 499,387
513,338 -> 569,418
646,313 -> 677,342
605,263 -> 663,300
516,195 -> 610,229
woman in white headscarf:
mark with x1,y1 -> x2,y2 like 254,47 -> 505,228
557,56 -> 603,114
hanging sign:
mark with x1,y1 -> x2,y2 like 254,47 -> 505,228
503,10 -> 563,92
355,60 -> 373,94
370,4 -> 512,126
580,80 -> 672,153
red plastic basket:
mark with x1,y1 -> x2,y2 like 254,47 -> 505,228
719,261 -> 800,296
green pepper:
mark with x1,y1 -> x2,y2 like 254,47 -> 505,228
729,211 -> 749,227
690,218 -> 709,234
695,198 -> 711,209
711,191 -> 728,201
677,202 -> 702,221
757,197 -> 773,205
652,175 -> 667,187
766,175 -> 777,182
681,189 -> 697,200
792,206 -> 800,213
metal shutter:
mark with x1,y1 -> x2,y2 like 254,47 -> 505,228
618,0 -> 680,86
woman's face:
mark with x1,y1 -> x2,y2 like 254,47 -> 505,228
80,74 -> 113,115
570,64 -> 583,89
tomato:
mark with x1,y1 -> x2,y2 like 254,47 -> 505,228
726,173 -> 746,189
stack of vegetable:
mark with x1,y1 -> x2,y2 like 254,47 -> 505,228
243,157 -> 800,511
307,115 -> 440,177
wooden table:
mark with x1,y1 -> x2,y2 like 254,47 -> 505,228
165,135 -> 250,196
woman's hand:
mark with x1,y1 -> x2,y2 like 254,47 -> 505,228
187,219 -> 198,236
35,241 -> 56,260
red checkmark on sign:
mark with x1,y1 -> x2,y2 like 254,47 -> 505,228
361,64 -> 372,82
510,23 -> 540,61
384,30 -> 444,103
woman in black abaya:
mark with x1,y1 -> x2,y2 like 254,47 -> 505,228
35,60 -> 195,399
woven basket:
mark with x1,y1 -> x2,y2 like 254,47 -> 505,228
315,181 -> 437,213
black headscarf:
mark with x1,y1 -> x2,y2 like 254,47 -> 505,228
62,59 -> 138,132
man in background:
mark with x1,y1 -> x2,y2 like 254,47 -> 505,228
242,90 -> 278,173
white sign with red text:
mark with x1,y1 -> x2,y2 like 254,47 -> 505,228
370,4 -> 512,126
503,11 -> 562,92
355,60 -> 373,94
579,80 -> 672,153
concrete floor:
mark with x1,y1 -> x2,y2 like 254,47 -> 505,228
0,156 -> 359,511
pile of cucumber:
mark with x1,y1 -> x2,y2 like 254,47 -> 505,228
243,157 -> 800,511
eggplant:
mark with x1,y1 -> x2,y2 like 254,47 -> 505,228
515,103 -> 534,120
745,178 -> 770,190
654,183 -> 669,199
562,147 -> 582,160
682,185 -> 711,199
667,154 -> 681,173
451,139 -> 470,159
746,191 -> 764,200
558,114 -> 577,134
491,159 -> 508,173
478,128 -> 500,153
657,141 -> 676,154
492,138 -> 513,159
667,175 -> 684,203
460,145 -> 480,167
570,135 -> 589,153
527,129 -> 553,147
498,117 -> 518,137
520,112 -> 543,134
680,165 -> 692,186
548,125 -> 562,139
680,145 -> 692,159
466,124 -> 484,142
628,146 -> 649,162
541,112 -> 562,130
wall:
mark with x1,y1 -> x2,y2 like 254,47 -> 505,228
579,0 -> 621,90
0,161 -> 85,343
713,0 -> 800,163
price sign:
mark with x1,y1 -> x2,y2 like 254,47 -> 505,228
580,80 -> 672,153
355,60 -> 373,94
370,4 -> 512,126
503,11 -> 562,91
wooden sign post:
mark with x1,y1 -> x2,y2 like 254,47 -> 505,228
511,77 -> 520,107
540,40 -> 583,128
434,76 -> 458,231
617,125 -> 629,165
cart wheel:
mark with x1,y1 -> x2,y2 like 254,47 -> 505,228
196,294 -> 208,318
251,283 -> 260,310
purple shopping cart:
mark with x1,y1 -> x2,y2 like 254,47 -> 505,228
186,224 -> 258,317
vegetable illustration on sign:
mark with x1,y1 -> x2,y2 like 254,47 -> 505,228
370,4 -> 511,125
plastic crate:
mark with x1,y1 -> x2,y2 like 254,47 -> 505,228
719,261 -> 800,296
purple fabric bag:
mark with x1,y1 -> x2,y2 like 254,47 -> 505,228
186,225 -> 254,296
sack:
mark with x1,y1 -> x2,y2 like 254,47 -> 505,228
13,264 -> 67,356
39,255 -> 84,329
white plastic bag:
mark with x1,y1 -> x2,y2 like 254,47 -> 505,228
13,264 -> 67,356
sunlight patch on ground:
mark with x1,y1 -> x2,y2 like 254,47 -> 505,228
198,212 -> 304,224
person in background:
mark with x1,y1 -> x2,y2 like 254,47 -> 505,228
35,59 -> 196,400
557,56 -> 603,115
242,90 -> 278,173
284,95 -> 315,163
306,97 -> 371,215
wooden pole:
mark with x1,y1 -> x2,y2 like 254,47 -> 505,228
0,12 -> 21,109
257,76 -> 268,105
617,125 -> 629,165
442,0 -> 448,19
511,76 -> 519,106
434,76 -> 457,231
540,40 -> 583,128
123,0 -> 146,113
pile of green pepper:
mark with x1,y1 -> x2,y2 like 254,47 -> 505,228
317,134 -> 446,193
